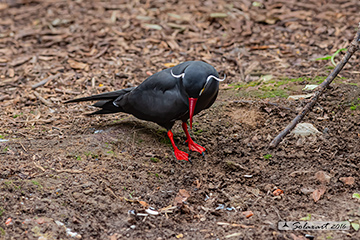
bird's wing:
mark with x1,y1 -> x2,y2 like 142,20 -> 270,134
114,69 -> 188,125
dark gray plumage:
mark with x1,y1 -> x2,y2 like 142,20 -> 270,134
65,61 -> 223,161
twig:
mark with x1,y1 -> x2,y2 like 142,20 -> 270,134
51,168 -> 84,173
32,73 -> 61,89
269,22 -> 360,148
34,161 -> 45,172
93,44 -> 109,59
33,91 -> 53,106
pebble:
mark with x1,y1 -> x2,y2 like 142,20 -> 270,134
83,189 -> 94,195
292,123 -> 321,136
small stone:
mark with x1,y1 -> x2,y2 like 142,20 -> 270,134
292,123 -> 321,136
83,189 -> 94,195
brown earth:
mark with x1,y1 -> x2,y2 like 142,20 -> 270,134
1,0 -> 360,239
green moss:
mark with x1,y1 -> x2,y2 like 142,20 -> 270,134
193,129 -> 203,135
263,154 -> 272,159
150,157 -> 159,163
31,180 -> 43,189
231,75 -> 333,99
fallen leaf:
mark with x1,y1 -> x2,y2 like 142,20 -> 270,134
300,213 -> 311,221
210,13 -> 228,18
194,179 -> 201,189
109,233 -> 119,240
5,217 -> 12,225
351,222 -> 359,231
339,177 -> 355,185
315,171 -> 331,184
242,210 -> 253,218
302,84 -> 318,91
142,24 -> 162,30
68,59 -> 88,70
138,200 -> 149,208
7,68 -> 14,78
287,94 -> 314,100
10,55 -> 32,67
0,3 -> 8,10
164,62 -> 178,68
259,74 -> 273,82
273,189 -> 284,196
176,233 -> 184,238
173,189 -> 190,206
312,186 -> 326,202
352,193 -> 360,200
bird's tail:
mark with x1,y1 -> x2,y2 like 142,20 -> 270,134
65,87 -> 135,115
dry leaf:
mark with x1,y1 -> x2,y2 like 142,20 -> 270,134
339,177 -> 355,185
176,233 -> 184,238
7,68 -> 14,78
173,189 -> 190,206
138,200 -> 149,208
143,23 -> 162,30
312,185 -> 326,202
242,210 -> 253,218
0,3 -> 8,10
273,189 -> 284,196
10,55 -> 32,67
68,59 -> 89,70
194,179 -> 201,189
164,62 -> 178,68
315,171 -> 331,184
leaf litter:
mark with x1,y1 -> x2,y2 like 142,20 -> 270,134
1,0 -> 360,239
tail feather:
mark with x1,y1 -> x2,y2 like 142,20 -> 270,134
86,100 -> 121,115
64,87 -> 135,103
65,87 -> 135,115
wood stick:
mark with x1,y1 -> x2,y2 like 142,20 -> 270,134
269,22 -> 360,148
32,73 -> 61,89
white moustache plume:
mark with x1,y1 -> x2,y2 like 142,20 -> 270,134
206,74 -> 226,82
171,69 -> 226,83
170,69 -> 185,78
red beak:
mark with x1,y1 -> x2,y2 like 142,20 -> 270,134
188,98 -> 198,129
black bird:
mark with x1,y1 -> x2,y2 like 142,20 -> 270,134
65,61 -> 225,161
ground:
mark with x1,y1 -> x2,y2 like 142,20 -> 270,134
1,0 -> 360,239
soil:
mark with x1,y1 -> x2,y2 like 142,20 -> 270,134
1,0 -> 360,240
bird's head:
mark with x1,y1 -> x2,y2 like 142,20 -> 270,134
171,62 -> 225,129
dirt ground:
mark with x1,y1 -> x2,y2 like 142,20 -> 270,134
1,0 -> 360,239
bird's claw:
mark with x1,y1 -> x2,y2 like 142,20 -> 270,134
186,139 -> 206,156
173,148 -> 190,162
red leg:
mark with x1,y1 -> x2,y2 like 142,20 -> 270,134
167,130 -> 189,161
182,122 -> 206,155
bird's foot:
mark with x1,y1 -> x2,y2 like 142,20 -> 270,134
186,139 -> 206,155
173,148 -> 190,162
